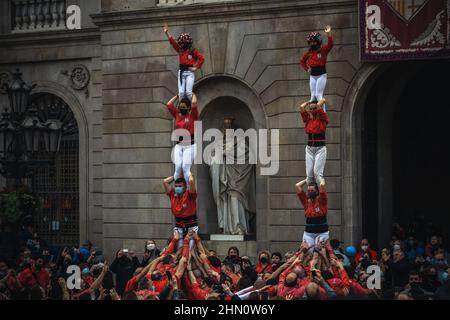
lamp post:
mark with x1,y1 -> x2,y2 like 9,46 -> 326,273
0,69 -> 64,186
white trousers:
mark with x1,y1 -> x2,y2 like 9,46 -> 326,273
309,73 -> 327,112
178,70 -> 195,101
174,226 -> 199,250
303,231 -> 330,247
173,143 -> 196,187
305,145 -> 327,185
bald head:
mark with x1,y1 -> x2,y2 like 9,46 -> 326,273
306,282 -> 320,300
285,272 -> 298,287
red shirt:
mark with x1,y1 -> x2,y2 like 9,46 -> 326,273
191,282 -> 211,300
166,100 -> 199,137
125,275 -> 139,293
355,248 -> 378,264
301,108 -> 328,135
300,36 -> 333,71
255,263 -> 273,274
17,268 -> 37,288
278,268 -> 327,299
167,189 -> 197,219
35,268 -> 50,288
169,36 -> 205,68
297,190 -> 327,218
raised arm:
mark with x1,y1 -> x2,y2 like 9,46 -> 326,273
166,96 -> 178,118
299,101 -> 310,114
323,25 -> 333,53
188,174 -> 196,194
89,264 -> 108,293
319,177 -> 326,193
164,23 -> 179,52
174,233 -> 191,280
296,179 -> 308,193
163,176 -> 174,194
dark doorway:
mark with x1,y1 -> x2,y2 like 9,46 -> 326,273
361,60 -> 450,250
392,62 -> 450,247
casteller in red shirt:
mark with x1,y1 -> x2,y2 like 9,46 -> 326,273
299,36 -> 333,73
297,190 -> 327,219
166,98 -> 199,138
167,189 -> 197,220
168,36 -> 205,69
301,107 -> 329,135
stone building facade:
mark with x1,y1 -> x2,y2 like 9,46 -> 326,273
1,0 -> 447,260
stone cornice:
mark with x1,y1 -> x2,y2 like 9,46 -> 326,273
91,0 -> 357,28
0,28 -> 100,48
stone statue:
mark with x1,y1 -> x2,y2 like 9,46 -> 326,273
207,118 -> 256,235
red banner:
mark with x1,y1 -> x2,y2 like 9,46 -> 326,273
360,0 -> 450,61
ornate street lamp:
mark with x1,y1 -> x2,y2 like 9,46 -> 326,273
5,69 -> 36,115
0,109 -> 17,155
42,117 -> 63,153
21,104 -> 46,153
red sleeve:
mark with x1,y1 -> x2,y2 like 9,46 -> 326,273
300,51 -> 310,71
191,282 -> 209,300
355,252 -> 362,264
191,101 -> 199,120
316,108 -> 329,125
322,36 -> 333,54
17,271 -> 29,286
125,276 -> 138,292
300,111 -> 309,124
297,191 -> 308,208
188,190 -> 197,200
162,238 -> 177,257
319,286 -> 328,300
194,49 -> 205,69
168,36 -> 180,53
318,191 -> 327,207
350,281 -> 373,296
182,239 -> 190,258
166,101 -> 177,118
340,269 -> 350,288
166,189 -> 174,198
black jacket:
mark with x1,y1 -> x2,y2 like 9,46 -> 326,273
110,256 -> 140,295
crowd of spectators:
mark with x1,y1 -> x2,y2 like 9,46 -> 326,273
1,220 -> 449,300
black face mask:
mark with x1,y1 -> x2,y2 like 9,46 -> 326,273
260,257 -> 268,264
180,108 -> 188,115
310,44 -> 320,51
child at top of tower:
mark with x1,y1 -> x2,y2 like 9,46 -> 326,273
300,25 -> 333,112
164,23 -> 205,103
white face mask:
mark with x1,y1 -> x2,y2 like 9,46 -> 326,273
147,244 -> 156,251
361,245 -> 369,251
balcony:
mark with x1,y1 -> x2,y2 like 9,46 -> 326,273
11,0 -> 67,33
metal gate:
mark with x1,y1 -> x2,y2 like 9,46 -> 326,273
30,93 -> 79,247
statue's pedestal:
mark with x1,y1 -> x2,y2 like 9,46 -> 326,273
200,234 -> 257,262
210,234 -> 244,241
